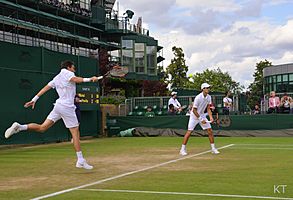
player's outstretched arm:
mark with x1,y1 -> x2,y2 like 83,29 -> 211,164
70,76 -> 103,83
24,85 -> 52,109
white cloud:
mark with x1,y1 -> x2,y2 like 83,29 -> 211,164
175,0 -> 241,12
115,0 -> 293,89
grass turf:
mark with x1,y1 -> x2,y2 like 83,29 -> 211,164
0,137 -> 293,200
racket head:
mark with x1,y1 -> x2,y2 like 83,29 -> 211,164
218,115 -> 231,127
109,66 -> 128,78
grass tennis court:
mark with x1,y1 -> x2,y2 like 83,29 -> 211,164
1,137 -> 293,200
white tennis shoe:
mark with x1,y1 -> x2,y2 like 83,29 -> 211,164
179,149 -> 188,156
76,160 -> 93,170
5,122 -> 21,138
211,148 -> 220,154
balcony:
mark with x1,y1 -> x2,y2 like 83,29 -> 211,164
105,17 -> 149,36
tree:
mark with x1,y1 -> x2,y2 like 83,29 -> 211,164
186,68 -> 244,93
142,80 -> 168,96
166,46 -> 189,89
247,59 -> 272,109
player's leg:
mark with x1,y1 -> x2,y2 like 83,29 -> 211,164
199,120 -> 220,154
5,119 -> 54,138
206,128 -> 219,154
61,106 -> 93,170
68,127 -> 93,170
27,119 -> 55,132
180,117 -> 198,156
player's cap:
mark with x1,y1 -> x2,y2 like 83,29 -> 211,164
201,83 -> 211,89
171,91 -> 177,96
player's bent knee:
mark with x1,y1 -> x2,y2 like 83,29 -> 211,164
38,126 -> 48,133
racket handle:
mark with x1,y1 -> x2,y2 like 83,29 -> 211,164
97,76 -> 103,80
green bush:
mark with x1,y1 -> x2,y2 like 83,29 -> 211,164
100,95 -> 126,105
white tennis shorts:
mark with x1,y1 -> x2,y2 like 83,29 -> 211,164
47,104 -> 79,128
187,114 -> 211,130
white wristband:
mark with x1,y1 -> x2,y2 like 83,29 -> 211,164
198,117 -> 203,121
32,96 -> 39,102
83,78 -> 91,82
97,76 -> 103,80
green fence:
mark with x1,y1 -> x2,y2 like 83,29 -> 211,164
0,41 -> 100,145
107,114 -> 293,136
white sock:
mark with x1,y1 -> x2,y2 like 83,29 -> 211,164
19,124 -> 28,131
211,143 -> 216,150
181,144 -> 186,150
76,151 -> 85,162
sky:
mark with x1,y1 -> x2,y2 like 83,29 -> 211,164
114,0 -> 293,89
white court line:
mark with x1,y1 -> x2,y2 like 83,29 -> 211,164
78,188 -> 293,200
30,144 -> 234,200
236,144 -> 293,147
231,147 -> 293,150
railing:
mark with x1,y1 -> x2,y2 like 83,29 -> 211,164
105,17 -> 149,36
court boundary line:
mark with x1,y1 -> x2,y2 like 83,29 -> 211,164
78,188 -> 293,200
236,144 -> 293,147
230,147 -> 293,150
30,144 -> 234,200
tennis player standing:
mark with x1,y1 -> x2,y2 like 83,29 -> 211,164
179,83 -> 220,156
5,60 -> 103,169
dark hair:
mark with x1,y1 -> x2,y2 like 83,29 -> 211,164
225,91 -> 230,96
61,60 -> 74,69
169,104 -> 174,109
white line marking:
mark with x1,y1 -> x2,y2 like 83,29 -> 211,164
78,188 -> 293,200
30,144 -> 234,200
231,147 -> 293,150
236,144 -> 293,147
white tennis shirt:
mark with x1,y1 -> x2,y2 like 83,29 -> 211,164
48,69 -> 76,107
223,97 -> 232,108
168,97 -> 181,109
191,92 -> 212,116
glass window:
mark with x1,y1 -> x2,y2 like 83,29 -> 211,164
289,74 -> 293,81
289,82 -> 293,92
269,85 -> 272,93
135,52 -> 144,65
122,40 -> 133,49
135,43 -> 145,52
272,76 -> 276,83
272,83 -> 277,91
135,52 -> 145,73
146,46 -> 157,75
282,74 -> 288,82
277,75 -> 282,82
122,49 -> 134,72
268,76 -> 272,83
276,83 -> 286,92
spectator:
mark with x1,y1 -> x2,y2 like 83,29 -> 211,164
252,104 -> 260,115
74,95 -> 81,123
210,103 -> 219,120
168,91 -> 182,112
145,106 -> 155,117
280,93 -> 292,113
185,104 -> 193,116
268,91 -> 280,113
168,104 -> 176,115
223,91 -> 232,115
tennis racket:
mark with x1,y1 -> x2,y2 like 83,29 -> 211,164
217,115 -> 232,127
104,65 -> 128,78
204,116 -> 231,127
